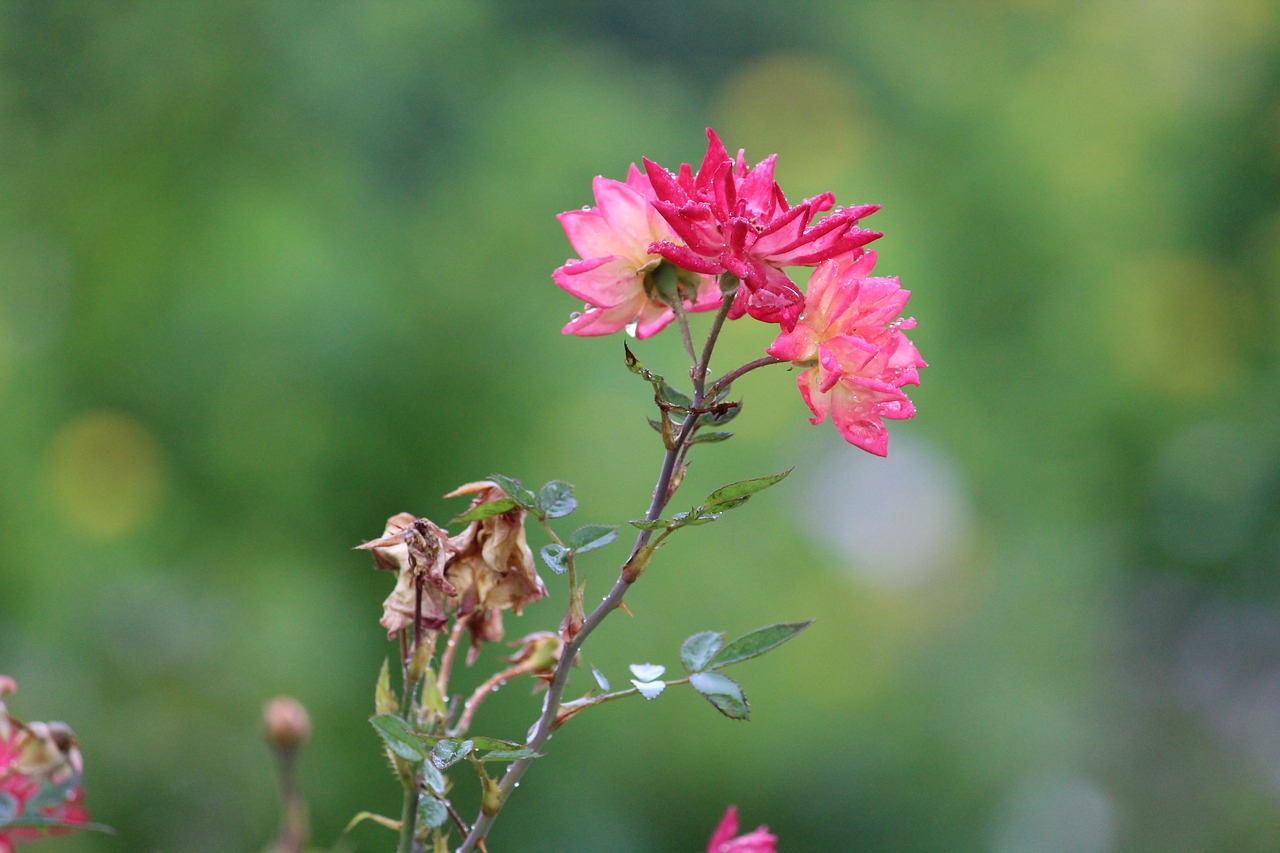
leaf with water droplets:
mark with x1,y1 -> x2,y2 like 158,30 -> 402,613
591,665 -> 611,692
689,671 -> 749,720
486,474 -> 537,509
569,524 -> 617,554
430,738 -> 474,770
537,480 -> 576,518
540,543 -> 569,574
417,796 -> 449,830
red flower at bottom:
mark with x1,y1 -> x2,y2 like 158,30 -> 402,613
707,806 -> 777,853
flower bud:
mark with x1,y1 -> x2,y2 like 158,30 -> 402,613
263,696 -> 311,751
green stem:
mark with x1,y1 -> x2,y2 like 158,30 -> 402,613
398,784 -> 418,853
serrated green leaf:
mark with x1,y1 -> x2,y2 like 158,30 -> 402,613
450,498 -> 517,524
629,518 -> 669,530
659,381 -> 692,410
417,796 -> 449,830
478,747 -> 541,762
704,469 -> 792,509
568,524 -> 617,553
420,760 -> 446,795
344,811 -> 402,834
591,665 -> 611,692
690,430 -> 734,444
709,620 -> 814,670
629,663 -> 665,681
431,738 -> 474,770
486,474 -> 536,509
375,658 -> 398,716
680,631 -> 725,673
540,543 -> 570,574
466,736 -> 525,751
369,714 -> 429,762
689,671 -> 750,720
537,480 -> 576,518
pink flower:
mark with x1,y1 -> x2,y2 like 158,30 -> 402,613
0,685 -> 90,852
707,806 -> 777,853
766,251 -> 925,456
554,165 -> 722,339
643,128 -> 881,330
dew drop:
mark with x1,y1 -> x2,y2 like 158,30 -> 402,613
624,320 -> 639,337
581,205 -> 591,211
569,311 -> 582,321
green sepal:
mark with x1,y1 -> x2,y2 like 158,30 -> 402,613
705,469 -> 792,509
537,480 -> 577,518
343,811 -> 401,834
568,524 -> 617,553
680,631 -> 725,673
375,658 -> 398,716
540,543 -> 570,574
689,671 -> 750,720
623,343 -> 664,385
450,498 -> 517,525
709,620 -> 814,670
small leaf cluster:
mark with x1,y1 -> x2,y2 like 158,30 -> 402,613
626,344 -> 742,450
630,469 -> 792,533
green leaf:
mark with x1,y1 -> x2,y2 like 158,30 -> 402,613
699,399 -> 743,425
689,671 -> 750,720
344,811 -> 401,834
375,659 -> 398,716
709,620 -> 814,670
659,381 -> 692,410
540,543 -> 570,574
629,663 -> 665,682
369,714 -> 430,762
431,738 -> 475,770
568,524 -> 617,553
647,416 -> 664,432
450,498 -> 517,524
537,480 -> 577,518
680,631 -> 725,673
680,508 -> 721,526
704,469 -> 792,509
466,735 -> 525,751
486,474 -> 536,509
478,747 -> 541,762
420,760 -> 446,795
629,518 -> 668,530
690,430 -> 734,444
417,796 -> 449,830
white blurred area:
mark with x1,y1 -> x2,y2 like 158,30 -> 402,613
990,771 -> 1116,853
792,435 -> 975,587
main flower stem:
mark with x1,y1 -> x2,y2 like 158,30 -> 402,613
398,785 -> 418,853
453,292 -> 737,853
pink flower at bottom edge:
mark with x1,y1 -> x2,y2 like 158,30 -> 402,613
707,806 -> 777,853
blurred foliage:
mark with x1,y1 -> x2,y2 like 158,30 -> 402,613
1,1 -> 1279,851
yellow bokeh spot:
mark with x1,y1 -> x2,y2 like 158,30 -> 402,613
715,54 -> 867,191
1105,255 -> 1249,398
46,410 -> 169,540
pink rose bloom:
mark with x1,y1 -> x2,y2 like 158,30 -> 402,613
643,128 -> 880,330
0,688 -> 90,853
707,806 -> 777,853
766,251 -> 925,456
554,164 -> 722,339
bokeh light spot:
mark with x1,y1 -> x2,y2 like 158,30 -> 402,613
46,410 -> 169,540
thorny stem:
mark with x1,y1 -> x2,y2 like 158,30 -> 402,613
454,284 -> 741,853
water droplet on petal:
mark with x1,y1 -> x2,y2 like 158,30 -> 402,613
625,320 -> 639,337
569,311 -> 582,321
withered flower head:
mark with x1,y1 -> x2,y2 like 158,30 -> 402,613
445,481 -> 548,656
356,513 -> 458,639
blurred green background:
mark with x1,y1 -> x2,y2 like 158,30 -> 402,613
2,1 -> 1279,851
